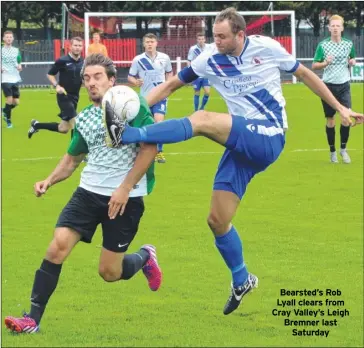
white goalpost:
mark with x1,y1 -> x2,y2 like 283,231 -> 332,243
84,10 -> 297,83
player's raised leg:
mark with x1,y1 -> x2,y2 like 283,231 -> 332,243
105,110 -> 233,149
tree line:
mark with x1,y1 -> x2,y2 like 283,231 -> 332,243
1,1 -> 363,39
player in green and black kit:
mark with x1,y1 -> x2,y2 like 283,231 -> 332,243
4,54 -> 162,334
1,31 -> 22,128
312,15 -> 356,164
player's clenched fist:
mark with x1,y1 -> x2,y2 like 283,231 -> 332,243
34,180 -> 51,197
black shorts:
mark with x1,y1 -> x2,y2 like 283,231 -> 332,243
1,83 -> 20,98
57,93 -> 79,121
56,187 -> 145,252
322,82 -> 351,118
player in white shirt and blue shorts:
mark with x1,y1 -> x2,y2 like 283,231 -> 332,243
187,33 -> 211,111
128,33 -> 173,163
105,8 -> 364,315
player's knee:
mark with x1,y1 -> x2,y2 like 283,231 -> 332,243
326,118 -> 335,127
194,92 -> 200,96
98,265 -> 120,282
13,99 -> 20,106
6,97 -> 13,104
207,212 -> 229,235
46,237 -> 70,263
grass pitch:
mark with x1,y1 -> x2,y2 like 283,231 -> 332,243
1,84 -> 363,347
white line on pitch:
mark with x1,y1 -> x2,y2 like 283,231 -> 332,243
2,149 -> 362,162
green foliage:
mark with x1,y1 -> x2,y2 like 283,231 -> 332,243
1,84 -> 363,347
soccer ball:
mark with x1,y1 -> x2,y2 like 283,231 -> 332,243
102,85 -> 140,123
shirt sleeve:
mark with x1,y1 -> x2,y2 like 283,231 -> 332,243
190,50 -> 209,78
129,57 -> 139,77
187,47 -> 194,61
267,38 -> 299,73
48,58 -> 63,75
17,49 -> 22,64
67,126 -> 89,155
349,44 -> 356,59
313,43 -> 325,62
130,95 -> 154,127
165,55 -> 172,73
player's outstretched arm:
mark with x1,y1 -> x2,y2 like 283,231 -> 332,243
146,75 -> 185,107
108,143 -> 157,218
294,64 -> 364,125
34,154 -> 85,197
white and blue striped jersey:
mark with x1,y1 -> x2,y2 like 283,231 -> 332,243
187,44 -> 211,62
180,35 -> 299,129
129,52 -> 173,97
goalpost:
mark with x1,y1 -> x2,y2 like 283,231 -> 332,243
83,11 -> 297,83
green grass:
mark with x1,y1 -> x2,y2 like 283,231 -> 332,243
1,84 -> 363,347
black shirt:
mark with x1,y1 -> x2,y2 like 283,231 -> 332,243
48,54 -> 84,95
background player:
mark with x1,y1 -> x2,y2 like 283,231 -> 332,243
312,14 -> 356,164
128,33 -> 173,163
187,32 -> 211,111
87,31 -> 108,57
28,37 -> 84,138
1,30 -> 22,129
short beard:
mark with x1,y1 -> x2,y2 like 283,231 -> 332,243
90,97 -> 101,104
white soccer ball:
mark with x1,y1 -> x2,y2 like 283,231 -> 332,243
102,85 -> 140,122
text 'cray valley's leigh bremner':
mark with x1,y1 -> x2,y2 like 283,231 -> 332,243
272,288 -> 350,337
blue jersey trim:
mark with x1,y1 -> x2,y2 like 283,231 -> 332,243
178,66 -> 199,83
286,61 -> 299,73
140,58 -> 154,70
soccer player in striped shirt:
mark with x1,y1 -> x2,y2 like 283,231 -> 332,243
128,33 -> 173,163
312,15 -> 357,164
1,31 -> 22,128
4,54 -> 161,334
187,33 -> 211,111
104,8 -> 364,315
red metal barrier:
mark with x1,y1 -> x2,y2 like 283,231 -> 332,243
53,39 -> 136,66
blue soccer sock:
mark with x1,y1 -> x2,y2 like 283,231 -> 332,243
157,143 -> 163,152
121,118 -> 193,145
200,95 -> 209,110
194,95 -> 200,111
215,226 -> 249,288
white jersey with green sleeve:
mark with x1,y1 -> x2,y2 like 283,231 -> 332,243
1,45 -> 22,83
313,38 -> 356,84
67,95 -> 155,197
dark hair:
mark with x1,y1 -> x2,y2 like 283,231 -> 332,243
143,33 -> 158,41
81,53 -> 116,79
196,32 -> 206,38
70,36 -> 83,44
214,7 -> 246,34
3,30 -> 13,37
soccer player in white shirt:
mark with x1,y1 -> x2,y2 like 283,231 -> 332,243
128,33 -> 173,163
187,33 -> 211,111
105,8 -> 364,315
1,30 -> 22,128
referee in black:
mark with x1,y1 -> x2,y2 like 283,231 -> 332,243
28,37 -> 84,138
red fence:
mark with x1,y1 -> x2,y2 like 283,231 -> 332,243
53,39 -> 137,67
274,36 -> 292,54
53,36 -> 292,66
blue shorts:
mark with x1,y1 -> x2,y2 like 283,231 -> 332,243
150,99 -> 167,116
192,77 -> 210,91
213,116 -> 285,199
